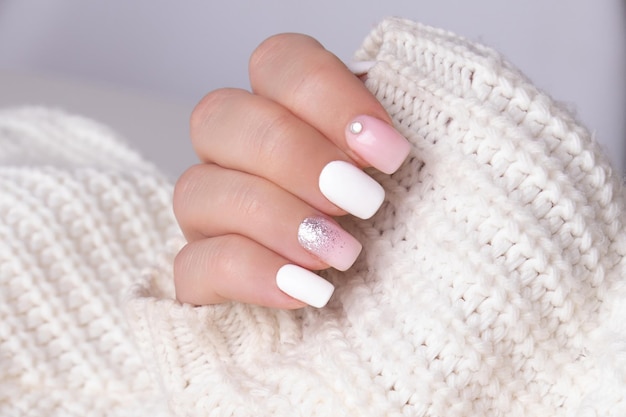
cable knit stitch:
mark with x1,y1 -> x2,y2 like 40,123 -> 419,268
2,17 -> 626,417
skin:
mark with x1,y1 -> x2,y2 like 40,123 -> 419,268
173,33 -> 393,309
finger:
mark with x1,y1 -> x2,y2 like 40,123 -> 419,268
191,88 -> 387,220
190,88 -> 349,216
249,33 -> 411,175
174,235 -> 334,309
173,163 -> 362,272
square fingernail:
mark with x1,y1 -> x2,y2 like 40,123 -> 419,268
346,115 -> 411,174
319,160 -> 385,220
276,264 -> 334,308
298,216 -> 362,271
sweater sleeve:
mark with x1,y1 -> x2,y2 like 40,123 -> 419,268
123,18 -> 626,417
0,107 -> 178,416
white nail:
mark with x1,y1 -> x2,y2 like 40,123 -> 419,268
319,161 -> 385,220
276,264 -> 334,308
346,60 -> 377,75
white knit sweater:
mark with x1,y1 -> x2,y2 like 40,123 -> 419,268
1,18 -> 625,417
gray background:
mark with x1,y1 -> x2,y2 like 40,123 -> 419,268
0,0 -> 624,179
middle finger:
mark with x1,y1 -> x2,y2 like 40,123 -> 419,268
190,88 -> 384,219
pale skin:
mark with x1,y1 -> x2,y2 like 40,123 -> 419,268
173,33 -> 406,309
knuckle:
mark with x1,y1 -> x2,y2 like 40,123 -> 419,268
212,236 -> 243,279
228,178 -> 264,219
189,88 -> 242,140
173,240 -> 223,305
174,166 -> 266,240
172,164 -> 206,223
249,34 -> 290,74
249,110 -> 293,164
249,33 -> 322,80
173,243 -> 194,295
173,243 -> 207,304
173,237 -> 241,305
288,56 -> 334,109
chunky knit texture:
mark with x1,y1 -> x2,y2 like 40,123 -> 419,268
0,108 -> 176,416
2,17 -> 626,417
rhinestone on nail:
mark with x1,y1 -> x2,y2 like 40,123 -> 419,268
349,121 -> 363,134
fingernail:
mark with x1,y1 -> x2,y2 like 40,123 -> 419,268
346,60 -> 377,75
298,216 -> 362,271
346,115 -> 411,174
276,264 -> 334,308
319,160 -> 385,220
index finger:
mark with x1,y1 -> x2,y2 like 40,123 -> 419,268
249,33 -> 411,175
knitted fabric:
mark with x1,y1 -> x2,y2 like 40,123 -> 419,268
0,107 -> 176,416
2,17 -> 626,417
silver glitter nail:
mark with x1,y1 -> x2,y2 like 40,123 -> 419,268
298,217 -> 343,257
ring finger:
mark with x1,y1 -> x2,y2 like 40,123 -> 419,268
173,163 -> 363,272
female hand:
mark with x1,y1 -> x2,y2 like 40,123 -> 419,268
173,33 -> 410,309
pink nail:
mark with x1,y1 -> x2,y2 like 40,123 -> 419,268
298,216 -> 362,271
346,115 -> 411,174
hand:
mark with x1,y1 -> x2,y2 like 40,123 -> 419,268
173,34 -> 410,309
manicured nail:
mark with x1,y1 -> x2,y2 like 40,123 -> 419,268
276,264 -> 334,308
319,160 -> 385,220
298,216 -> 362,271
347,60 -> 377,75
346,115 -> 411,174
